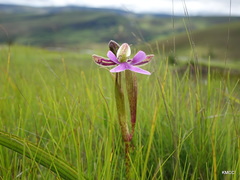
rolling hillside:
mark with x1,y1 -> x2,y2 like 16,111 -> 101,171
149,21 -> 240,62
1,4 -> 240,49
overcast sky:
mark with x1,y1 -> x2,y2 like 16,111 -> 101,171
0,0 -> 239,16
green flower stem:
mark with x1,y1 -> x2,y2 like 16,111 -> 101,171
115,71 -> 138,178
0,130 -> 78,180
115,73 -> 130,142
125,70 -> 138,139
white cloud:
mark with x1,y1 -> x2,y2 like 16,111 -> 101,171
0,0 -> 239,15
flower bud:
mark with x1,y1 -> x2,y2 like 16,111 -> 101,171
108,40 -> 120,56
117,43 -> 131,62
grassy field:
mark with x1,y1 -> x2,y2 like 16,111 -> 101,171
0,4 -> 239,180
0,44 -> 239,179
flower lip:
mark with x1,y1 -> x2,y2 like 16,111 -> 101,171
110,62 -> 131,73
110,62 -> 151,75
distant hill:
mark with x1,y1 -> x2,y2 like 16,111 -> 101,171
0,4 -> 129,15
0,4 -> 240,50
148,21 -> 240,62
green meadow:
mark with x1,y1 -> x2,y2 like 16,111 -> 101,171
0,4 -> 240,180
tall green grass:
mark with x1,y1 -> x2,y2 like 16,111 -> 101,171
0,44 -> 239,179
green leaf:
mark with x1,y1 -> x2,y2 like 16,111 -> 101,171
0,130 -> 78,180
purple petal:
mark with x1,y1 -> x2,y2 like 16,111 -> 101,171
92,54 -> 117,66
110,62 -> 131,73
129,66 -> 151,75
130,51 -> 146,65
134,54 -> 154,66
107,51 -> 120,64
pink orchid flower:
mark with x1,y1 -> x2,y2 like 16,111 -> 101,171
92,43 -> 154,75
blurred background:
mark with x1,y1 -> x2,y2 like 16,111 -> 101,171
0,0 -> 240,64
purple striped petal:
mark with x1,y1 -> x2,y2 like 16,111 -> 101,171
92,54 -> 117,66
134,54 -> 154,66
129,66 -> 151,75
107,51 -> 120,64
130,51 -> 146,65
